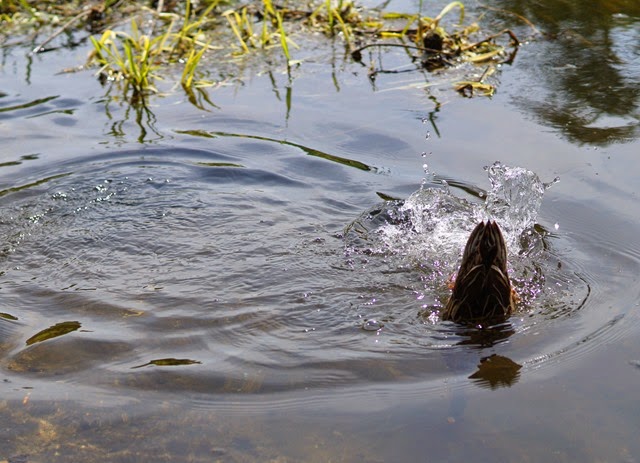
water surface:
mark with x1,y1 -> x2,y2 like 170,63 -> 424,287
1,0 -> 640,461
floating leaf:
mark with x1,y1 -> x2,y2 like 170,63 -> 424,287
376,191 -> 403,201
196,162 -> 245,168
25,321 -> 81,346
467,49 -> 502,63
131,358 -> 202,369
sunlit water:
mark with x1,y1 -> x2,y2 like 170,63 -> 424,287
1,141 -> 637,407
1,1 -> 640,461
4,152 -> 572,394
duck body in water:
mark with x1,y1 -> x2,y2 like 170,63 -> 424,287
442,221 -> 516,324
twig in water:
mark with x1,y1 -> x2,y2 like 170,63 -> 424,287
351,42 -> 453,62
31,8 -> 93,54
461,29 -> 519,52
479,5 -> 541,36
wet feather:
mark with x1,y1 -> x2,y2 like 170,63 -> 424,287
442,221 -> 515,323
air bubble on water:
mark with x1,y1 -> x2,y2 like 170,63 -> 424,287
362,319 -> 383,331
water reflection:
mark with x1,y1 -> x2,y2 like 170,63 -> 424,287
468,354 -> 522,389
0,95 -> 61,118
493,0 -> 640,145
453,323 -> 516,348
191,87 -> 220,111
101,91 -> 163,144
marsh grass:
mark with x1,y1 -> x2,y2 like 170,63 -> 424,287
223,0 -> 298,63
2,0 -> 524,101
308,0 -> 362,41
88,0 -> 223,100
90,19 -> 161,95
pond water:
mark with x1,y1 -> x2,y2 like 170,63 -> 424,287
1,0 -> 640,461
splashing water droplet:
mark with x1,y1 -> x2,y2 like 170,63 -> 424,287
344,162 -> 583,327
483,161 -> 552,246
370,162 -> 554,265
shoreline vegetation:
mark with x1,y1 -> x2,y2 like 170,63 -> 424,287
1,0 -> 526,102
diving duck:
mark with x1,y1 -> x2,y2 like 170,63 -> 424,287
442,221 -> 516,324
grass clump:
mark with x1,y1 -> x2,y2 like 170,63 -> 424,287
87,0 -> 221,101
1,0 -> 523,101
90,19 -> 161,95
308,0 -> 364,41
222,0 -> 298,63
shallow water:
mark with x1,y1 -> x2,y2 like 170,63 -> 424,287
1,0 -> 640,461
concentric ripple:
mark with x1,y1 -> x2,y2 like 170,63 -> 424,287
0,150 -> 639,405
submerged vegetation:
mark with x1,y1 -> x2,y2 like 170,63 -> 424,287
0,0 -> 522,102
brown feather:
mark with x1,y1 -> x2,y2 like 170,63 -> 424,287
442,221 -> 515,323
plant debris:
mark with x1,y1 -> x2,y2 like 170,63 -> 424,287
1,0 -> 524,101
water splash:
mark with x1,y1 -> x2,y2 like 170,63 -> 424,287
345,162 -> 558,310
368,162 -> 552,264
484,162 -> 558,243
